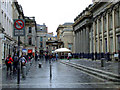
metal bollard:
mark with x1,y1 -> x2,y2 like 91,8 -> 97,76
39,63 -> 42,68
38,57 -> 40,61
22,66 -> 26,78
50,63 -> 52,78
101,58 -> 105,67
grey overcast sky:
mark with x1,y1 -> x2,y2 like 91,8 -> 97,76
17,0 -> 92,35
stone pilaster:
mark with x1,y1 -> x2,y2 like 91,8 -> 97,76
112,9 -> 116,53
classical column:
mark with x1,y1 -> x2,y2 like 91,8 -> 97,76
79,30 -> 81,53
101,16 -> 105,53
93,21 -> 96,53
73,31 -> 75,53
86,27 -> 89,53
83,28 -> 85,53
81,29 -> 83,52
78,31 -> 79,53
106,12 -> 110,52
112,9 -> 116,53
97,19 -> 100,53
76,31 -> 78,53
75,31 -> 77,53
84,28 -> 86,53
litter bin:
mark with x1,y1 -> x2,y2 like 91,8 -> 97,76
101,58 -> 105,67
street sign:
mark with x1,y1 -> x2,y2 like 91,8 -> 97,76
22,49 -> 27,53
13,19 -> 25,36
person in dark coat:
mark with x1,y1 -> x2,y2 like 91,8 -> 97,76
5,55 -> 13,73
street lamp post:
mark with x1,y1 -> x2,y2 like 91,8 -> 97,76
17,16 -> 21,84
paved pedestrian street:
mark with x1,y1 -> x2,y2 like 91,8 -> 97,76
2,59 -> 120,89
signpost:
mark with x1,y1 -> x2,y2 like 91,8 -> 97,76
13,19 -> 25,84
13,19 -> 25,36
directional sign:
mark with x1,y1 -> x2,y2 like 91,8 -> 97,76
13,19 -> 25,36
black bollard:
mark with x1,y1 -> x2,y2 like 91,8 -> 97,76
39,63 -> 42,68
17,63 -> 20,84
50,59 -> 52,78
101,58 -> 105,67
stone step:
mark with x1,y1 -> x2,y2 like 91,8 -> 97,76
69,62 -> 120,79
60,61 -> 120,82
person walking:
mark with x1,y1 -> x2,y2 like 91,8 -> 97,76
55,53 -> 58,61
5,55 -> 13,74
20,55 -> 27,78
20,55 -> 27,72
13,54 -> 19,73
35,53 -> 38,61
45,54 -> 48,61
67,53 -> 72,61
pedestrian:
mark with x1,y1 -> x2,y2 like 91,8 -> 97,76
35,53 -> 38,61
45,54 -> 48,61
5,55 -> 13,74
55,53 -> 58,61
20,55 -> 27,72
13,54 -> 19,73
67,53 -> 72,60
20,55 -> 27,78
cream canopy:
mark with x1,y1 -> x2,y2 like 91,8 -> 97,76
54,48 -> 71,53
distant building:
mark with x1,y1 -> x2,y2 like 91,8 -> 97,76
56,23 -> 75,53
36,23 -> 47,55
24,16 -> 37,57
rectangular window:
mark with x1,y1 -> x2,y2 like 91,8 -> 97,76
104,17 -> 107,32
99,20 -> 102,33
116,10 -> 119,28
117,36 -> 120,51
40,37 -> 43,42
40,42 -> 43,47
95,21 -> 97,35
29,27 -> 32,33
109,14 -> 112,30
110,37 -> 113,53
29,37 -> 32,45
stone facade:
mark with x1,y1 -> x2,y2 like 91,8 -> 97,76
73,1 -> 120,60
0,1 -> 24,64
